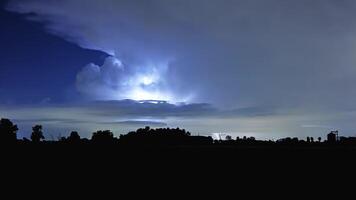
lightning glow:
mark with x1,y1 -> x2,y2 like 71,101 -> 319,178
127,71 -> 172,101
76,55 -> 192,103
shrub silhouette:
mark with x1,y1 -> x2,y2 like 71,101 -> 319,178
0,118 -> 18,143
31,125 -> 44,142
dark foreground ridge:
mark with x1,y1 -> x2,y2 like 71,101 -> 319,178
1,117 -> 356,191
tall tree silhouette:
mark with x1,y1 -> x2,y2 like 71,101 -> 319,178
67,131 -> 81,143
31,125 -> 44,142
0,118 -> 18,142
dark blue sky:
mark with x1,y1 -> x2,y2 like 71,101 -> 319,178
0,5 -> 106,104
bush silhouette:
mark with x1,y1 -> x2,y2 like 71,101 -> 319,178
31,125 -> 44,142
0,118 -> 18,143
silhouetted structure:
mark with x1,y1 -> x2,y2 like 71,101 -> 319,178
327,131 -> 338,143
0,118 -> 18,143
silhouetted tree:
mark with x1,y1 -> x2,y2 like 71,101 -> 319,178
91,130 -> 115,143
318,137 -> 321,143
67,131 -> 81,143
0,118 -> 18,142
307,137 -> 310,143
59,137 -> 66,142
31,125 -> 44,142
119,127 -> 209,146
292,137 -> 299,143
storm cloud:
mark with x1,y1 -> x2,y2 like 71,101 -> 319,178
7,0 -> 356,109
75,56 -> 177,101
5,0 -> 356,138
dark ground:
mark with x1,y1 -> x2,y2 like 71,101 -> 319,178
1,144 -> 354,197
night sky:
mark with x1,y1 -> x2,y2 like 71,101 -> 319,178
2,0 -> 356,140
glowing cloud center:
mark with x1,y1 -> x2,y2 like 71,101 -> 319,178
127,72 -> 172,101
115,61 -> 174,102
76,56 -> 190,103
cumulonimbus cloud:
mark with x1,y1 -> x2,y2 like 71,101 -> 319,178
75,56 -> 180,101
7,0 -> 356,111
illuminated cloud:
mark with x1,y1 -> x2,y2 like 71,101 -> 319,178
6,0 -> 356,138
7,0 -> 356,109
76,56 -> 179,102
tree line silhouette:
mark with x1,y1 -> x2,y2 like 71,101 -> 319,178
1,118 -> 356,147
